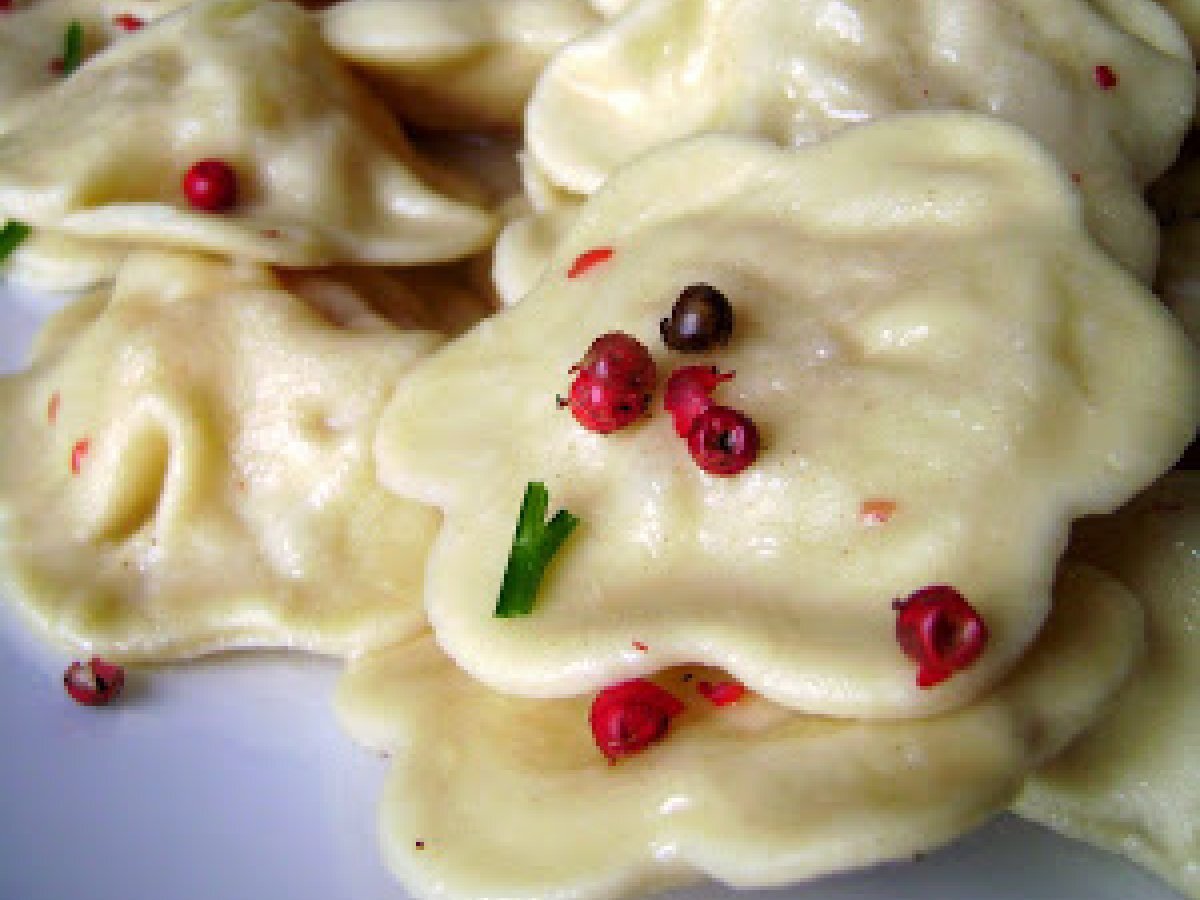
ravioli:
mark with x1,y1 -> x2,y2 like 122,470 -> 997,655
374,116 -> 1199,717
0,252 -> 443,660
0,0 -> 495,269
492,152 -> 587,304
1159,0 -> 1200,55
321,0 -> 601,129
524,0 -> 1196,280
0,0 -> 192,134
492,197 -> 575,305
336,564 -> 1142,900
1016,473 -> 1200,899
2,230 -> 129,294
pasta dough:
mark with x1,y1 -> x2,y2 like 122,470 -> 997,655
336,564 -> 1143,900
1016,473 -> 1200,899
0,0 -> 495,268
491,196 -> 575,305
1159,0 -> 1200,54
321,0 -> 601,129
0,0 -> 192,134
2,230 -> 129,295
2,127 -> 524,297
491,150 -> 589,304
524,0 -> 1196,280
0,252 -> 444,660
374,116 -> 1199,716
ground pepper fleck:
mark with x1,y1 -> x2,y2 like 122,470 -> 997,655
860,499 -> 897,525
70,438 -> 89,475
567,246 -> 614,279
47,392 -> 60,424
697,681 -> 746,706
632,640 -> 648,652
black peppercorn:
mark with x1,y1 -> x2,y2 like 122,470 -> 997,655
660,283 -> 734,353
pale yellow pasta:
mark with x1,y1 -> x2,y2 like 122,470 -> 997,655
1016,473 -> 1200,900
491,151 -> 586,304
321,0 -> 601,129
491,196 -> 575,305
3,231 -> 129,294
0,252 -> 444,660
4,131 -> 524,297
0,0 -> 1195,893
0,0 -> 192,134
589,0 -> 632,14
374,116 -> 1199,717
525,0 -> 1196,280
1159,0 -> 1200,54
0,0 -> 495,269
336,565 -> 1142,900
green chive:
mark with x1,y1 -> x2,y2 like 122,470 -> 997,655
61,21 -> 84,75
0,221 -> 32,264
494,482 -> 580,618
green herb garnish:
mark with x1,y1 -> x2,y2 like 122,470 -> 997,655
61,21 -> 84,75
0,221 -> 31,264
494,481 -> 579,618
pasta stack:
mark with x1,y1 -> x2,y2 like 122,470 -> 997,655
0,1 -> 1197,898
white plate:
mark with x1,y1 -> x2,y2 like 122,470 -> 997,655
0,278 -> 1184,900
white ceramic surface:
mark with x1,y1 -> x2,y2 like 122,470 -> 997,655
0,277 -> 1185,900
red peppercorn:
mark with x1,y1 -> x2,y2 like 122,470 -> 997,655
589,679 -> 684,763
892,585 -> 988,689
64,657 -> 125,706
696,680 -> 745,706
562,368 -> 650,434
1093,64 -> 1118,90
664,366 -> 734,437
686,405 -> 759,476
182,159 -> 237,213
567,246 -> 614,279
113,13 -> 144,30
571,331 -> 655,390
0,0 -> 14,12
